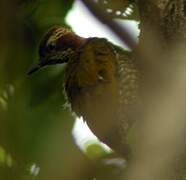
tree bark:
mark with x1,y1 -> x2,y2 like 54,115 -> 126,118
138,0 -> 186,43
126,1 -> 186,180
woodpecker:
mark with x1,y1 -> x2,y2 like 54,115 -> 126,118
28,26 -> 141,158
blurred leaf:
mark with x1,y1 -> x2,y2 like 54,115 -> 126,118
0,147 -> 6,165
0,146 -> 13,168
0,97 -> 7,111
85,142 -> 108,160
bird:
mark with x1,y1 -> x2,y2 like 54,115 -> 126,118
28,25 -> 141,159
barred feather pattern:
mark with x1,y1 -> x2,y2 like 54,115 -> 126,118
115,48 -> 141,155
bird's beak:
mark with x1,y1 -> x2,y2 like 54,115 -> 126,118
27,62 -> 44,75
27,58 -> 68,75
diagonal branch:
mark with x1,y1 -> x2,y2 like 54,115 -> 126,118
80,0 -> 137,50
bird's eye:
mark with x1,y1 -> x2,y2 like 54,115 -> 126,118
48,42 -> 56,51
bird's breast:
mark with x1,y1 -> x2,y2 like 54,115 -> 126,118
67,75 -> 120,143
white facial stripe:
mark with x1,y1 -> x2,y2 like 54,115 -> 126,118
47,28 -> 72,46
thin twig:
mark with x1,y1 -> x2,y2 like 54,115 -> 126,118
80,0 -> 137,50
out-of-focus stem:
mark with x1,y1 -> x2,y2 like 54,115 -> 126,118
80,0 -> 137,50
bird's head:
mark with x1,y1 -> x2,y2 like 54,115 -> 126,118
28,26 -> 86,74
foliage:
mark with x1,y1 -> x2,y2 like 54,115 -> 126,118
0,0 -> 77,179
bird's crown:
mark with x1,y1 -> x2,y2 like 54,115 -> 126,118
39,26 -> 73,58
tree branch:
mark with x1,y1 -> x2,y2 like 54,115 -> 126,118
80,0 -> 137,50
